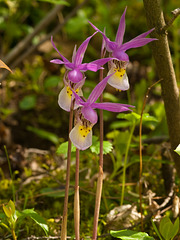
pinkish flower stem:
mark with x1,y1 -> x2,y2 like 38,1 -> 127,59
92,164 -> 103,240
61,102 -> 74,240
74,148 -> 80,240
92,44 -> 106,240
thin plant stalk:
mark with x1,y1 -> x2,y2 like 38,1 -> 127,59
92,42 -> 106,240
139,79 -> 162,231
92,165 -> 103,240
4,146 -> 15,202
120,122 -> 135,206
61,101 -> 74,240
74,148 -> 80,240
12,229 -> 17,240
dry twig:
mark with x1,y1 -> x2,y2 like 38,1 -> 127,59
160,8 -> 180,33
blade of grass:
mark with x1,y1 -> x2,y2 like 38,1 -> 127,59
139,79 -> 162,230
121,123 -> 135,206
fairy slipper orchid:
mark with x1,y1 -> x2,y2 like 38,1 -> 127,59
69,73 -> 134,150
89,7 -> 157,90
50,33 -> 113,83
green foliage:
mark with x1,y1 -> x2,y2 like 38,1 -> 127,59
65,9 -> 89,40
56,136 -> 113,157
0,0 -> 179,238
56,141 -> 76,157
112,112 -> 158,129
27,126 -> 59,144
19,95 -> 37,110
20,209 -> 49,236
37,0 -> 70,5
90,136 -> 113,155
159,217 -> 179,240
40,187 -> 74,198
110,229 -> 154,240
151,217 -> 179,240
0,200 -> 49,238
44,76 -> 60,89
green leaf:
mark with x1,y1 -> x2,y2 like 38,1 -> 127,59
3,205 -> 12,218
117,112 -> 141,122
40,187 -> 74,198
159,217 -> 174,240
90,140 -> 113,155
19,95 -> 37,110
142,113 -> 158,122
56,141 -> 76,156
8,200 -> 15,215
151,219 -> 163,240
0,108 -> 14,119
44,76 -> 60,88
171,217 -> 179,240
110,120 -> 133,129
117,112 -> 158,125
0,222 -> 11,232
106,130 -> 120,139
2,200 -> 16,218
27,126 -> 59,145
110,229 -> 154,240
21,209 -> 49,236
65,9 -> 88,40
37,0 -> 70,6
174,144 -> 180,156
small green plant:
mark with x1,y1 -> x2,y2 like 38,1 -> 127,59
152,216 -> 179,240
1,200 -> 17,240
110,229 -> 154,240
0,200 -> 49,239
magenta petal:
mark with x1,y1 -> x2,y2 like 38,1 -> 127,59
105,40 -> 118,52
79,63 -> 101,72
51,59 -> 74,70
68,69 -> 83,83
91,57 -> 113,67
81,106 -> 98,124
72,89 -> 85,106
101,28 -> 106,53
88,73 -> 114,104
72,45 -> 77,63
79,57 -> 113,72
50,59 -> 65,65
112,50 -> 129,61
51,36 -> 70,63
120,38 -> 157,51
88,21 -> 117,52
115,7 -> 127,46
74,32 -> 97,66
64,62 -> 75,70
91,102 -> 134,112
131,28 -> 155,40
